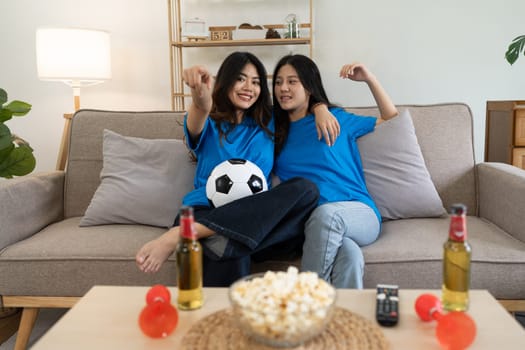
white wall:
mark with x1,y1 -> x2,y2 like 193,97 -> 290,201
1,0 -> 524,173
1,0 -> 170,174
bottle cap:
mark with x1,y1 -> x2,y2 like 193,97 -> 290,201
450,203 -> 467,215
180,205 -> 194,217
180,206 -> 196,239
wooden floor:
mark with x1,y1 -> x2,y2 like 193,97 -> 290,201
0,309 -> 67,349
517,312 -> 525,327
0,308 -> 21,345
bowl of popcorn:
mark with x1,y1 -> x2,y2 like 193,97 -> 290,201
229,266 -> 336,347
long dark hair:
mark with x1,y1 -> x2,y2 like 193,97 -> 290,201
272,54 -> 336,155
211,51 -> 273,141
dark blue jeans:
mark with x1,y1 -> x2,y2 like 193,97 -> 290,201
175,177 -> 319,286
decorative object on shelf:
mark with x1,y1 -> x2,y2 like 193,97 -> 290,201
0,88 -> 34,179
284,13 -> 300,38
182,17 -> 208,40
265,28 -> 281,39
233,23 -> 265,40
239,23 -> 263,30
35,27 -> 111,171
209,26 -> 236,41
505,35 -> 525,65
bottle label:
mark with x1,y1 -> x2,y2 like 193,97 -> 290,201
180,217 -> 197,239
449,216 -> 467,242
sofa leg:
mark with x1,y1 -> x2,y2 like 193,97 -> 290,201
14,307 -> 39,350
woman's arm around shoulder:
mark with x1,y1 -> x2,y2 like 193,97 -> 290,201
312,103 -> 340,146
340,63 -> 398,126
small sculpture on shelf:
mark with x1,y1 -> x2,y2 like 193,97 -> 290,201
233,23 -> 265,40
265,28 -> 281,39
182,17 -> 208,41
238,23 -> 263,30
209,26 -> 235,41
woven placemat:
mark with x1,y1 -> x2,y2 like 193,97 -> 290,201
181,307 -> 389,349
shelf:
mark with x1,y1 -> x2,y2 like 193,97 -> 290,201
173,37 -> 311,48
168,0 -> 313,110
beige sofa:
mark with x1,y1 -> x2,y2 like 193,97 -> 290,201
1,103 -> 525,349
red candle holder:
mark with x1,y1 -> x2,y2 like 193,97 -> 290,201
138,284 -> 178,338
415,293 -> 476,350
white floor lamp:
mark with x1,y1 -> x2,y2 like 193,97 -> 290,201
36,27 -> 111,170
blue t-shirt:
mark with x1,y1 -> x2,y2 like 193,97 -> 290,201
183,115 -> 274,207
274,107 -> 380,220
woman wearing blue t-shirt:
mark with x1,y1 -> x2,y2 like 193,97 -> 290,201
272,54 -> 398,288
136,52 -> 320,286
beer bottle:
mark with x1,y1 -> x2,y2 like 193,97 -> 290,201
176,206 -> 204,310
442,203 -> 471,311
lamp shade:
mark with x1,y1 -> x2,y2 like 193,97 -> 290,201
36,27 -> 111,87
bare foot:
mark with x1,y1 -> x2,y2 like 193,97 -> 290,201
136,227 -> 180,273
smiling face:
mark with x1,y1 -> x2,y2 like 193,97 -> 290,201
274,64 -> 310,121
228,63 -> 261,121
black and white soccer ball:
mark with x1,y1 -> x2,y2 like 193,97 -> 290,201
205,158 -> 268,207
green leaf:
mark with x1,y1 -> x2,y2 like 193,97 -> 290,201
0,123 -> 12,150
0,144 -> 36,178
0,143 -> 15,164
4,100 -> 32,116
0,88 -> 7,105
0,108 -> 13,123
0,88 -> 35,178
505,35 -> 525,65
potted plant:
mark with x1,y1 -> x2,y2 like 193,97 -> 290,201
505,35 -> 525,65
0,88 -> 35,178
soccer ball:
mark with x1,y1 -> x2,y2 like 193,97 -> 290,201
206,158 -> 268,207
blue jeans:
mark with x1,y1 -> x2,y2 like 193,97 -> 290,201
301,201 -> 380,289
175,177 -> 319,286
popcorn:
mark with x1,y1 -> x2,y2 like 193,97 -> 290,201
229,267 -> 336,346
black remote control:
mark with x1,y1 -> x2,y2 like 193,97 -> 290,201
376,284 -> 399,327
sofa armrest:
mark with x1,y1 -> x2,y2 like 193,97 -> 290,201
0,171 -> 64,251
477,162 -> 525,243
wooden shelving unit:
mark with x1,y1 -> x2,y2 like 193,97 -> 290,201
174,37 -> 311,48
167,0 -> 313,111
485,100 -> 525,169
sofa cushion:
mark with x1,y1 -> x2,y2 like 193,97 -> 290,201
254,216 -> 525,300
80,129 -> 195,228
360,217 -> 525,300
65,110 -> 187,219
347,104 -> 477,215
0,172 -> 63,251
358,109 -> 446,220
0,217 -> 177,296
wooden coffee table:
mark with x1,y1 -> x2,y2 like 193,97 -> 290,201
31,286 -> 524,349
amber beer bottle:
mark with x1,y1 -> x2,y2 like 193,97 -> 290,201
176,206 -> 204,310
442,203 -> 471,311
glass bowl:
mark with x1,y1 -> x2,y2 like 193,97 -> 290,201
228,267 -> 336,348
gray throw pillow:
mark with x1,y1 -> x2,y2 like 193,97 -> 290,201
357,109 -> 446,220
80,129 -> 195,228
